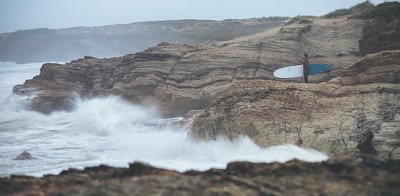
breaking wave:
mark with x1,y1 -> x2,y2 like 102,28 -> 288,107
0,62 -> 328,177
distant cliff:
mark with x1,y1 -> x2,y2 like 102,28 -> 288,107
0,18 -> 287,63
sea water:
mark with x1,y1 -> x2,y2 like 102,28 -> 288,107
0,61 -> 328,177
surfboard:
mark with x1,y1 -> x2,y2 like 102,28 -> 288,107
273,64 -> 330,78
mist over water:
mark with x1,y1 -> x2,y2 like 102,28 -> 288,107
0,62 -> 328,177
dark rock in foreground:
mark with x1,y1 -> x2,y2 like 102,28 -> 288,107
1,159 -> 399,195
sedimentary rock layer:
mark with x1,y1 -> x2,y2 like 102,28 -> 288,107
190,51 -> 400,159
13,17 -> 364,117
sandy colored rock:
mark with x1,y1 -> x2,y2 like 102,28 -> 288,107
335,50 -> 400,85
190,50 -> 400,159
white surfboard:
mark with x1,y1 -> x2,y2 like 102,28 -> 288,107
273,65 -> 303,78
273,64 -> 331,78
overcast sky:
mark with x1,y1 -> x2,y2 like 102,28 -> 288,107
0,0 -> 388,33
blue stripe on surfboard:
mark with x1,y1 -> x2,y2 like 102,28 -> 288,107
308,64 -> 330,75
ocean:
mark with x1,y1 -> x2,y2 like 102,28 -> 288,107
0,61 -> 328,177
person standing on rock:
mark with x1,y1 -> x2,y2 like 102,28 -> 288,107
303,53 -> 309,83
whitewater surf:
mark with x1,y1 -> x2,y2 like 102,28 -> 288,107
0,61 -> 328,177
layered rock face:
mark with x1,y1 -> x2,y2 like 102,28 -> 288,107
13,16 -> 364,117
12,10 -> 399,160
336,50 -> 400,85
190,51 -> 400,159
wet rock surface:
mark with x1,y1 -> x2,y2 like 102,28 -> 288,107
1,159 -> 399,195
13,151 -> 33,160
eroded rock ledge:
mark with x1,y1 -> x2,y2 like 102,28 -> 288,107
190,51 -> 400,159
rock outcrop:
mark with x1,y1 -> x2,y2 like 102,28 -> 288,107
13,16 -> 365,117
190,50 -> 400,159
13,151 -> 33,160
1,159 -> 399,195
335,50 -> 400,85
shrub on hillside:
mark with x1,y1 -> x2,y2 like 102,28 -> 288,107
324,1 -> 374,18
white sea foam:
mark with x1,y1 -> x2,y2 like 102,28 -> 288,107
0,62 -> 328,177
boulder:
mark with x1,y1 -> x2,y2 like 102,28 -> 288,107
13,151 -> 32,160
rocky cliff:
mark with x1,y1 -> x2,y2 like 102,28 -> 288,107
12,4 -> 400,160
190,50 -> 400,160
13,15 -> 365,117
